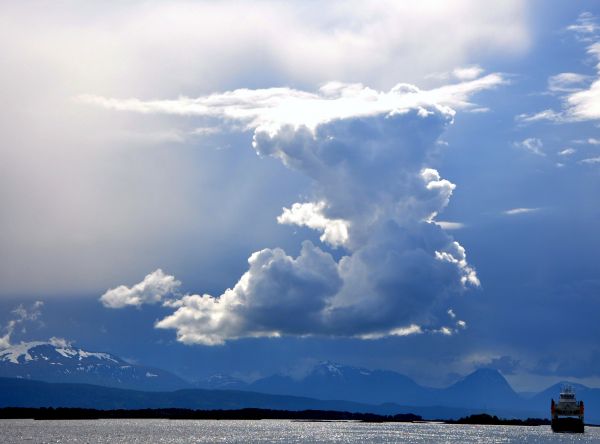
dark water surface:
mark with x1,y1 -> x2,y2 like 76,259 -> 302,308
1,419 -> 598,443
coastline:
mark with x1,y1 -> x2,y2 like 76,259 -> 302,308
0,407 -> 554,426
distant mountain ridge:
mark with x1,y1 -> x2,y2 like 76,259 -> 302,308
244,361 -> 428,406
198,361 -> 600,421
0,377 -> 409,414
0,340 -> 189,392
0,377 -> 527,421
199,362 -> 521,409
3,342 -> 599,421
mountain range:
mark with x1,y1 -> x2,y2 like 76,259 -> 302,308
0,340 -> 188,391
2,341 -> 600,422
200,362 -> 521,410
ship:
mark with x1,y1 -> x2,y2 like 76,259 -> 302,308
551,385 -> 584,433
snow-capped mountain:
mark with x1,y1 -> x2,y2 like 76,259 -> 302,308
244,361 -> 430,405
204,361 -> 523,409
0,338 -> 190,391
196,373 -> 247,390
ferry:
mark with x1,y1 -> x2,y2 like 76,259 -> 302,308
551,385 -> 584,433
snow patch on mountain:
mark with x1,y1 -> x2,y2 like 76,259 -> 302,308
0,339 -> 190,391
0,340 -> 119,365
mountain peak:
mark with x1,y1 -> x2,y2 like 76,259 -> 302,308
0,339 -> 119,365
313,361 -> 346,376
0,339 -> 189,391
454,368 -> 511,389
444,367 -> 519,409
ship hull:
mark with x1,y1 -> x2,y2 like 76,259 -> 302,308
551,417 -> 584,433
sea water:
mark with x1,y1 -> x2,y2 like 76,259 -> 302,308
1,419 -> 598,443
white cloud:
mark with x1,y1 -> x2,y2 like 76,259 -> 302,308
503,207 -> 540,216
519,16 -> 600,124
548,73 -> 589,93
516,109 -> 564,123
358,324 -> 423,340
428,65 -> 486,83
452,65 -> 484,81
579,156 -> 600,165
564,43 -> 600,121
434,241 -> 480,286
436,221 -> 466,230
0,1 -> 530,297
99,79 -> 494,344
78,74 -> 507,130
101,269 -> 180,308
467,107 -> 491,113
438,327 -> 454,336
5,0 -> 527,92
434,316 -> 467,335
277,202 -> 349,248
574,138 -> 600,145
156,241 -> 343,345
566,12 -> 600,42
558,148 -> 576,156
0,301 -> 44,349
514,138 -> 545,156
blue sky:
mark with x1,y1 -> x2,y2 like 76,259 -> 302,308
1,0 -> 599,392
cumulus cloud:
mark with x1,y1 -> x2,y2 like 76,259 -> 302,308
277,202 -> 349,248
0,1 -> 530,297
100,269 -> 180,308
514,138 -> 545,156
95,79 -> 497,345
156,241 -> 343,344
0,301 -> 44,348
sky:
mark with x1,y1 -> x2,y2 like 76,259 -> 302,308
1,0 -> 599,392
